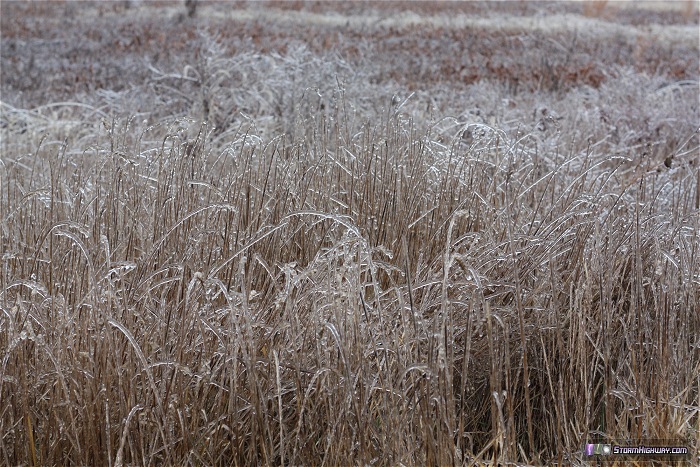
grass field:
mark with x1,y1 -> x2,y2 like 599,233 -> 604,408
1,1 -> 699,465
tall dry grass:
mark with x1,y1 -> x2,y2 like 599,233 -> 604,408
1,26 -> 699,467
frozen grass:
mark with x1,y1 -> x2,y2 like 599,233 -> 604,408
1,3 -> 699,466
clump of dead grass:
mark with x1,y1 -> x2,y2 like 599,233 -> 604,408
2,84 -> 698,465
1,22 -> 699,467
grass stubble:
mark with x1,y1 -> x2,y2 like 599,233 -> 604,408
1,2 -> 699,466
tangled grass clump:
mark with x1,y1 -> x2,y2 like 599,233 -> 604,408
2,88 -> 698,464
1,3 -> 699,465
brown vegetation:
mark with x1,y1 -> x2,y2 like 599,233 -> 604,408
1,1 -> 698,465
